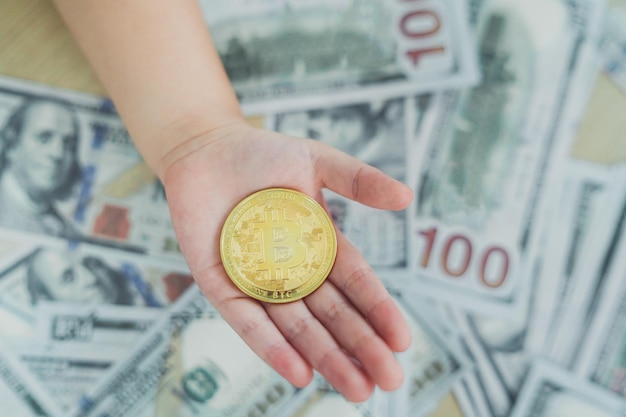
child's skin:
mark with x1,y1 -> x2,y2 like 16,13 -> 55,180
52,0 -> 413,401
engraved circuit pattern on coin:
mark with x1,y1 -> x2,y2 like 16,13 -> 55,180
220,188 -> 337,303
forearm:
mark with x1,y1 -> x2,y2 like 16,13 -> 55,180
52,0 -> 244,179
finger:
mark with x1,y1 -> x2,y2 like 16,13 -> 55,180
309,140 -> 413,210
195,264 -> 313,387
329,233 -> 412,353
265,301 -> 375,402
305,280 -> 404,391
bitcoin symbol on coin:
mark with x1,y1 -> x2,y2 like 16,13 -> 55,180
255,208 -> 307,283
220,188 -> 337,303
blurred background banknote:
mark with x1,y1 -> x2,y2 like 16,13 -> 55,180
1,0 -> 626,416
0,78 -> 181,258
199,0 -> 479,114
600,7 -> 626,93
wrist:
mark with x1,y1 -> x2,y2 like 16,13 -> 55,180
149,110 -> 248,182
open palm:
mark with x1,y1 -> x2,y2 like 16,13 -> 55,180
163,122 -> 413,402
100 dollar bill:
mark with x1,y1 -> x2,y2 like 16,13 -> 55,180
391,290 -> 468,416
399,0 -> 604,314
0,233 -> 193,340
527,161 -> 615,364
0,77 -> 181,257
576,172 -> 626,397
75,287 -> 304,417
0,342 -> 63,417
13,342 -> 123,413
200,0 -> 478,114
510,360 -> 626,417
275,382 -> 373,417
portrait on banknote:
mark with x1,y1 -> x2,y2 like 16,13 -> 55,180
25,247 -> 136,305
0,242 -> 193,338
0,98 -> 82,238
0,80 -> 182,257
2,248 -> 161,306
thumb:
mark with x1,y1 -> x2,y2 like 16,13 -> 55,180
309,140 -> 413,211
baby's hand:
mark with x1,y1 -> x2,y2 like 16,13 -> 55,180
162,122 -> 413,402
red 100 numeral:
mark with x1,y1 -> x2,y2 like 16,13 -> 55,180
398,0 -> 447,67
418,227 -> 510,288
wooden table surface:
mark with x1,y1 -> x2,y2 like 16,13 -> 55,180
1,1 -> 624,416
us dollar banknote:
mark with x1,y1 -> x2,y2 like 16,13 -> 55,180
0,77 -> 181,257
275,381 -> 373,417
575,170 -> 626,397
527,161 -> 615,365
402,0 -> 604,313
510,360 -> 626,417
200,0 -> 478,115
13,342 -> 123,413
0,341 -> 63,417
446,162 -> 615,417
446,307 -> 515,417
0,234 -> 193,340
75,287 -> 303,417
452,372 -> 492,417
391,290 -> 468,416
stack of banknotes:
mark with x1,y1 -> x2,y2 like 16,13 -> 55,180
1,0 -> 625,416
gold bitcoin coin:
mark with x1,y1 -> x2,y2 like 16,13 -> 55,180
220,188 -> 337,303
